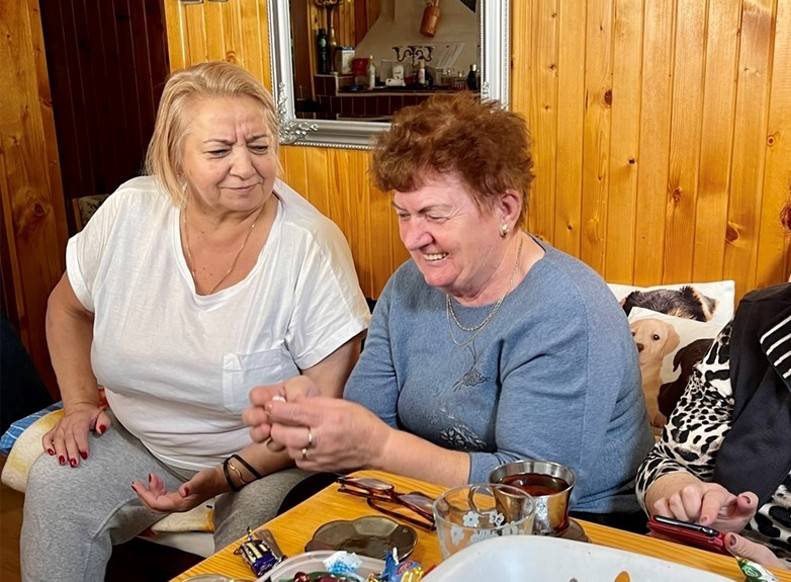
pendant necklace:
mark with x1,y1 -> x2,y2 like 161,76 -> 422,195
446,235 -> 524,348
182,202 -> 266,295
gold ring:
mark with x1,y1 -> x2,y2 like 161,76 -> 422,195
306,427 -> 314,449
301,447 -> 309,461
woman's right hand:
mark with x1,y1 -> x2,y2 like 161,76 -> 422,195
41,402 -> 111,467
650,477 -> 758,534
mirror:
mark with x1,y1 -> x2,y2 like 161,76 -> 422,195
268,0 -> 510,149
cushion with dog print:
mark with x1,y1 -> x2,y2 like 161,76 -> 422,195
627,307 -> 724,432
609,280 -> 734,326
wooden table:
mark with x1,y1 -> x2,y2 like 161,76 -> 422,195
172,470 -> 791,581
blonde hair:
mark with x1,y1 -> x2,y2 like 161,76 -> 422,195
144,61 -> 279,205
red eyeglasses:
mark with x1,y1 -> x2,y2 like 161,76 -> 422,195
336,476 -> 436,531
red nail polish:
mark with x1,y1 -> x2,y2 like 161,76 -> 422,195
69,458 -> 77,467
184,486 -> 190,496
97,425 -> 106,434
131,484 -> 136,491
47,448 -> 54,456
148,473 -> 153,482
58,456 -> 65,465
80,451 -> 88,460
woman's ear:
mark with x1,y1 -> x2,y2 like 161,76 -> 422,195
496,189 -> 523,228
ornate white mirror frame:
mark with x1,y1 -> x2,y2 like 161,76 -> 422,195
267,0 -> 510,150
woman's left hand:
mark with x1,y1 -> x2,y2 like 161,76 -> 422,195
725,532 -> 790,571
132,467 -> 223,513
266,396 -> 390,472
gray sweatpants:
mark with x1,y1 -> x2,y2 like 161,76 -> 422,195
20,418 -> 310,582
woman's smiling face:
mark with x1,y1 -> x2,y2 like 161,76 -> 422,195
180,95 -> 277,216
393,172 -> 507,301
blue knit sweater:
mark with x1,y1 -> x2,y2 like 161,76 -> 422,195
344,239 -> 653,513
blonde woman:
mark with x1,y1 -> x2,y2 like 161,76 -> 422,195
21,62 -> 369,582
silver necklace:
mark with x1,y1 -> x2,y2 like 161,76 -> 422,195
182,203 -> 265,295
446,236 -> 524,346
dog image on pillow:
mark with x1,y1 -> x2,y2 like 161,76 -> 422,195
621,286 -> 717,322
631,318 -> 680,428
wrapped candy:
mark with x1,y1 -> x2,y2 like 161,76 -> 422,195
736,557 -> 779,582
234,528 -> 284,578
371,549 -> 423,582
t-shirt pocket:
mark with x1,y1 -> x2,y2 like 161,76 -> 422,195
222,346 -> 299,414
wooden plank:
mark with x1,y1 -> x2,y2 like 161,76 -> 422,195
183,1 -> 208,65
723,0 -> 774,297
580,0 -> 614,273
0,0 -> 68,396
554,0 -> 586,257
305,148 -> 331,218
238,0 -> 264,82
221,0 -> 241,65
204,0 -> 225,62
528,0 -> 559,244
691,0 -> 742,282
369,179 -> 394,298
162,0 -> 186,71
258,0 -> 271,90
663,0 -> 706,283
755,0 -> 791,286
604,0 -> 643,283
347,149 -> 373,296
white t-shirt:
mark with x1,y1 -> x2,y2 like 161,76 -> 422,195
66,176 -> 370,470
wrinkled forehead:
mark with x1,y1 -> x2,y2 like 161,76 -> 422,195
181,95 -> 272,140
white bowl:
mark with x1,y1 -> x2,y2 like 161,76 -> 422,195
422,535 -> 732,581
257,550 -> 385,581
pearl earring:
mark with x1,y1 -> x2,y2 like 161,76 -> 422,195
499,223 -> 509,238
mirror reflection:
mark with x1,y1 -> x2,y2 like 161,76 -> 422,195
290,0 -> 481,122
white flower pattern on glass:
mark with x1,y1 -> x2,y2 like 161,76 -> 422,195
462,511 -> 480,528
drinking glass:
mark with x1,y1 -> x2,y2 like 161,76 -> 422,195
432,483 -> 535,559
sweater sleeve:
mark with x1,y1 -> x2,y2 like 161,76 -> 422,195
343,277 -> 400,428
635,323 -> 735,512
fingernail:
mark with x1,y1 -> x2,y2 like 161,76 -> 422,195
148,473 -> 153,482
47,448 -> 54,456
184,486 -> 190,496
729,536 -> 737,547
131,484 -> 136,491
97,425 -> 106,434
69,458 -> 77,467
58,456 -> 65,465
80,451 -> 88,460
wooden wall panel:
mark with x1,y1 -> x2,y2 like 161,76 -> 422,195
0,0 -> 68,397
164,0 -> 791,301
39,0 -> 170,209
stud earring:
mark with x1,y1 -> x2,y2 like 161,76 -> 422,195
499,223 -> 509,238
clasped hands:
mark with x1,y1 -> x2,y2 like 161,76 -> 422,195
651,477 -> 788,570
242,376 -> 389,473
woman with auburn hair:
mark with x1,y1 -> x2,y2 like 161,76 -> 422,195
244,93 -> 653,526
636,197 -> 791,570
21,61 -> 369,581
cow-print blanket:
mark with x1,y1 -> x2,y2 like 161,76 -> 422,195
635,323 -> 791,562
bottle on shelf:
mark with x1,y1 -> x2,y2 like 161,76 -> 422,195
417,60 -> 427,87
317,28 -> 329,74
367,56 -> 376,90
466,63 -> 479,91
328,26 -> 338,73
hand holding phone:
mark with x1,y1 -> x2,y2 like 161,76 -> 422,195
647,515 -> 731,555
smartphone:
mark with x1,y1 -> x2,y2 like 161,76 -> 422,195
647,515 -> 730,555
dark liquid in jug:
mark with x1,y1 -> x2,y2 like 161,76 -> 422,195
501,473 -> 569,496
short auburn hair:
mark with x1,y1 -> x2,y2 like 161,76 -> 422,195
145,61 -> 279,205
371,93 -> 534,228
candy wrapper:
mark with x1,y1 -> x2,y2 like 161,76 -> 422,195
234,527 -> 285,577
736,557 -> 779,582
369,548 -> 423,582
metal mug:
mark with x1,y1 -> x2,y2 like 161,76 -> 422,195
489,460 -> 576,536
